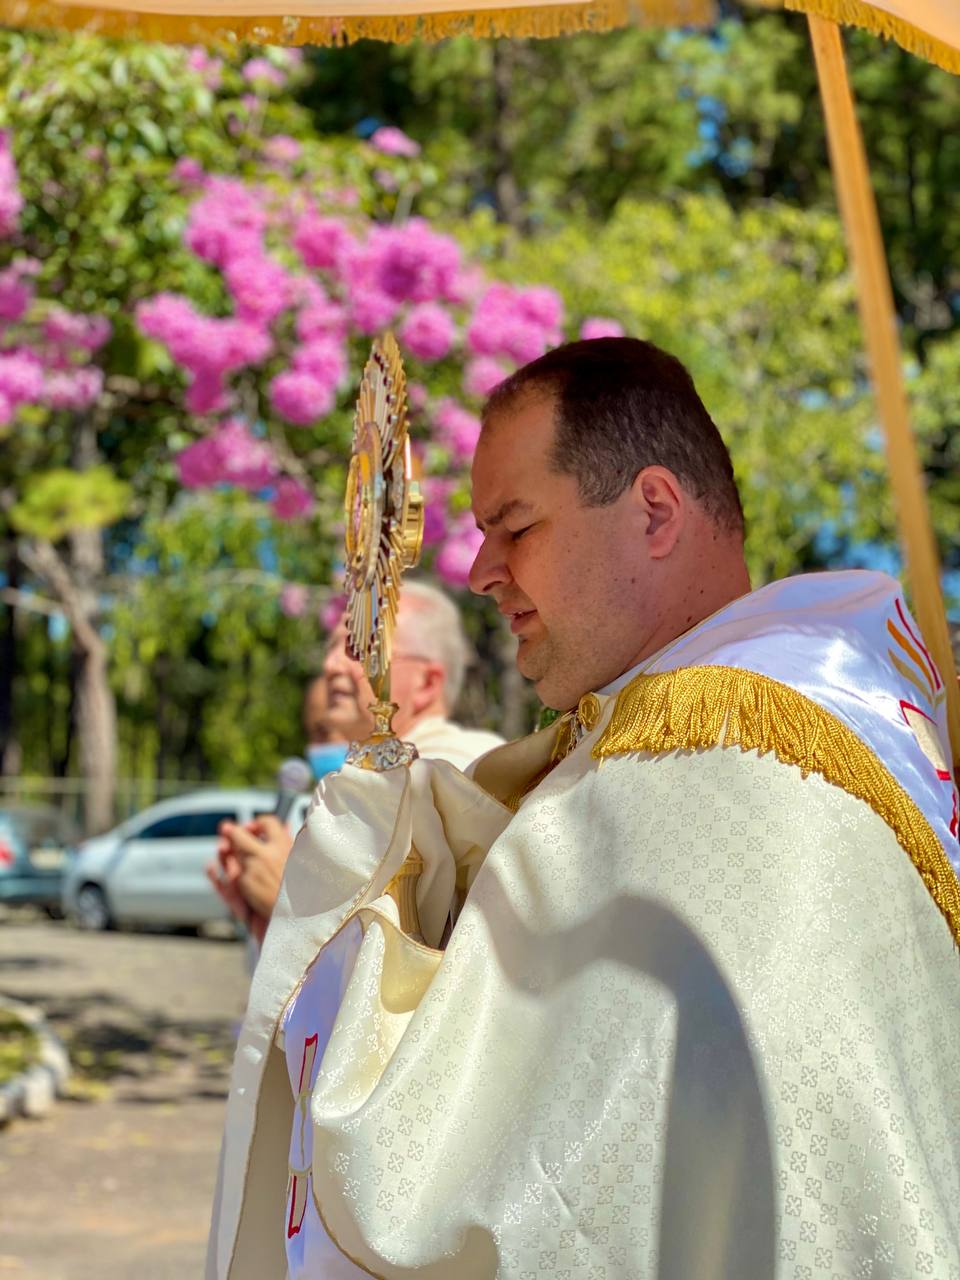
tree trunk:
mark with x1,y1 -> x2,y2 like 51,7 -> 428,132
0,534 -> 20,776
68,419 -> 117,834
19,416 -> 119,835
73,631 -> 117,834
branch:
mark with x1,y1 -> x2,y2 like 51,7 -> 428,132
0,587 -> 63,618
98,567 -> 338,600
18,540 -> 103,655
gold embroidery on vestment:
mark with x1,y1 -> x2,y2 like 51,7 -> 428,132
595,665 -> 960,947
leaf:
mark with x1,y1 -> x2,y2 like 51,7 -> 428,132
11,467 -> 132,541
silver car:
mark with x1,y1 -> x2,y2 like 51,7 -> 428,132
62,787 -> 312,932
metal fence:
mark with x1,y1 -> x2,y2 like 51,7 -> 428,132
0,776 -> 215,831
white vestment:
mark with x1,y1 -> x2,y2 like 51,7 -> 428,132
406,715 -> 504,772
280,715 -> 503,1277
209,571 -> 960,1280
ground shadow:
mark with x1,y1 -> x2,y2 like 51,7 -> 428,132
0,985 -> 239,1100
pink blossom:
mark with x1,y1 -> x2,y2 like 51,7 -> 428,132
464,357 -> 508,400
43,367 -> 103,411
223,255 -> 294,325
0,267 -> 33,324
373,169 -> 399,193
43,307 -> 111,352
331,187 -> 359,209
320,593 -> 346,631
295,289 -> 348,343
184,369 -> 230,415
349,286 -> 399,336
421,475 -> 454,547
136,294 -> 271,377
293,213 -> 354,273
435,514 -> 483,589
365,219 -> 462,304
175,417 -> 278,490
184,180 -> 267,268
291,336 -> 347,388
580,317 -> 625,341
269,369 -> 336,426
172,157 -> 206,187
263,135 -> 302,165
0,132 -> 23,238
399,303 -> 455,362
280,583 -> 309,617
407,381 -> 428,412
0,350 -> 44,405
516,285 -> 564,331
448,266 -> 487,306
369,126 -> 420,158
466,282 -> 564,365
242,58 -> 286,88
271,476 -> 315,521
434,398 -> 481,462
186,46 -> 222,90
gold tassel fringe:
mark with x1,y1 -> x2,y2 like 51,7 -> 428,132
785,0 -> 960,76
594,665 -> 960,946
0,0 -> 713,49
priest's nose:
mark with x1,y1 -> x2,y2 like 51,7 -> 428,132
468,534 -> 509,598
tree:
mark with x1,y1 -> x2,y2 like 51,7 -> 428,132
0,32 -> 304,828
299,13 -> 960,356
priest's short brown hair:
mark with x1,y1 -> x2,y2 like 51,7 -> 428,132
482,337 -> 745,537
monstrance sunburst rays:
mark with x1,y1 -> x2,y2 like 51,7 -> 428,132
342,332 -> 424,770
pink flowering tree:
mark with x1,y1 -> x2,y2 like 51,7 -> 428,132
0,35 -> 321,827
0,128 -> 131,831
136,165 -> 622,603
0,30 -> 626,820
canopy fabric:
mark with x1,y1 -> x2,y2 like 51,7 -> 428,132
0,0 -> 712,47
787,0 -> 960,72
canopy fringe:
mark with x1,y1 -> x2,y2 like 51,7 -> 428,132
0,0 -> 713,48
785,0 -> 960,75
594,664 -> 960,947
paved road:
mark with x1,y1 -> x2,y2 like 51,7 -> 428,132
0,914 -> 250,1279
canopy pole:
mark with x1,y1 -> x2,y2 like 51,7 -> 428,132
808,14 -> 960,764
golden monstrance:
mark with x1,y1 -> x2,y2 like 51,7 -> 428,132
343,332 -> 424,772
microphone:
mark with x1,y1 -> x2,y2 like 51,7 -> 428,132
273,757 -> 315,823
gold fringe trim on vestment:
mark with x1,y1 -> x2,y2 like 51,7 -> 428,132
0,0 -> 713,48
594,665 -> 960,947
784,0 -> 960,75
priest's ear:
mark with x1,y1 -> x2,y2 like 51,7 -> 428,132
629,466 -> 685,559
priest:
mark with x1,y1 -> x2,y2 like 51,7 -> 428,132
208,337 -> 960,1280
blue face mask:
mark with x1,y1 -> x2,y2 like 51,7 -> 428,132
307,743 -> 349,780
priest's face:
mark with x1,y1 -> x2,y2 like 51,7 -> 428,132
470,392 -> 664,710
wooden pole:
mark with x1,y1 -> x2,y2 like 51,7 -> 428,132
808,14 -> 960,763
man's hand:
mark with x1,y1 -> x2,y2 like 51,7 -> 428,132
206,814 -> 295,946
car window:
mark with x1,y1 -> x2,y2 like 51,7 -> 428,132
135,810 -> 237,840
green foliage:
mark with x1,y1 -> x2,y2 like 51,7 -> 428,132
5,16 -> 960,793
0,1007 -> 40,1085
107,492 -> 335,785
10,467 -> 131,541
912,333 -> 960,569
302,14 -> 960,350
486,194 -> 880,581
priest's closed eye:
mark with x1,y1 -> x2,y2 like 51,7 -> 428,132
510,524 -> 534,542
